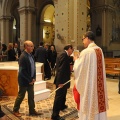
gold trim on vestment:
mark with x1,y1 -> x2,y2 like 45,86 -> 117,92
95,48 -> 106,113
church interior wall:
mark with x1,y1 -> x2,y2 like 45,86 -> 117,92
0,23 -> 1,42
54,0 -> 69,51
105,11 -> 114,50
92,12 -> 103,47
0,0 -> 120,57
91,0 -> 120,56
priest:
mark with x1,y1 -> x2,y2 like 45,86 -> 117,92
73,31 -> 109,120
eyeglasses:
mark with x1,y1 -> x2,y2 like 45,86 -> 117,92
82,37 -> 86,41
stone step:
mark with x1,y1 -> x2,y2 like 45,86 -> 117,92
36,73 -> 43,81
34,89 -> 51,102
34,81 -> 46,92
36,63 -> 43,73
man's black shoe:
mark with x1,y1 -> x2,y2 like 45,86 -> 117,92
29,111 -> 42,116
60,105 -> 68,111
51,116 -> 65,120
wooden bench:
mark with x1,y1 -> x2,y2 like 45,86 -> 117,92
105,62 -> 120,77
105,58 -> 120,74
105,58 -> 120,63
105,58 -> 120,93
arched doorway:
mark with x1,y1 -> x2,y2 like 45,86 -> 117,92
0,0 -> 19,45
40,4 -> 55,45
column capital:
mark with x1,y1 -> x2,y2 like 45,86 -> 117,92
0,16 -> 14,21
91,5 -> 115,14
18,6 -> 36,14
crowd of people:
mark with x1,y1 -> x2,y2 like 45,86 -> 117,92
0,42 -> 57,80
0,31 -> 108,120
0,42 -> 21,62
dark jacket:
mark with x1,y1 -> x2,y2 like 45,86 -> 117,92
0,105 -> 5,117
18,51 -> 36,86
50,50 -> 57,68
35,46 -> 47,63
7,49 -> 16,61
13,47 -> 21,58
54,51 -> 71,88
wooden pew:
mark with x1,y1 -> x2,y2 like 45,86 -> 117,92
105,58 -> 120,78
105,58 -> 120,93
105,58 -> 120,63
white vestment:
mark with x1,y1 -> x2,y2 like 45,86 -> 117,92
73,43 -> 109,120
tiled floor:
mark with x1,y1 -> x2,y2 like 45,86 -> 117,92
1,76 -> 120,120
49,76 -> 120,120
1,78 -> 78,120
106,78 -> 120,120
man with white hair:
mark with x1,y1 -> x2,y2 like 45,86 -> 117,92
13,40 -> 42,117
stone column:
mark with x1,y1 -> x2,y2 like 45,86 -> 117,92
0,16 -> 14,45
54,0 -> 69,51
73,0 -> 87,51
54,0 -> 87,52
18,7 -> 36,49
91,4 -> 115,50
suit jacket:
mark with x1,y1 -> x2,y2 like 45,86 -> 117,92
18,51 -> 36,86
50,50 -> 57,68
35,46 -> 47,63
54,51 -> 71,88
7,49 -> 16,61
13,47 -> 21,58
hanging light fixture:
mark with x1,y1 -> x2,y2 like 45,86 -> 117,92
44,19 -> 51,23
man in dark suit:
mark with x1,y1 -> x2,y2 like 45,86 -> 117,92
44,43 -> 51,80
35,42 -> 46,63
51,44 -> 73,120
13,43 -> 21,60
35,42 -> 50,79
13,40 -> 41,117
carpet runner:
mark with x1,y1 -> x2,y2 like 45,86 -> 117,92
0,82 -> 78,120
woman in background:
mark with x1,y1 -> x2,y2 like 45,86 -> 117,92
1,44 -> 7,61
50,45 -> 57,76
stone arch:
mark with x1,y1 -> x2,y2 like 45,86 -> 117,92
40,4 -> 55,44
1,0 -> 19,16
36,0 -> 54,45
10,1 -> 20,43
0,0 -> 19,45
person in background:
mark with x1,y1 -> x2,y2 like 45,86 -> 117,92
0,105 -> 7,120
73,31 -> 109,120
50,45 -> 57,76
13,40 -> 42,117
44,43 -> 51,80
1,44 -> 7,54
31,46 -> 36,58
13,43 -> 21,60
35,41 -> 46,63
0,44 -> 7,61
34,41 -> 47,79
51,44 -> 73,120
7,43 -> 16,61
